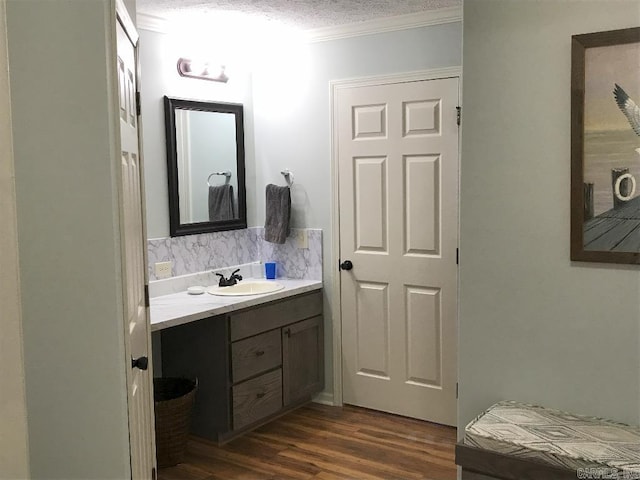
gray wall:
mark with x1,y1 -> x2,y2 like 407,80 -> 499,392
0,0 -> 30,477
459,0 -> 640,431
6,0 -> 131,477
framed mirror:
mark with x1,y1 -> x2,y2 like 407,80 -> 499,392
164,96 -> 247,236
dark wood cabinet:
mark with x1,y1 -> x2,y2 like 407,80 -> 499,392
283,315 -> 323,406
161,290 -> 323,443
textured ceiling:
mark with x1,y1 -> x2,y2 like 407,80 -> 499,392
137,0 -> 461,30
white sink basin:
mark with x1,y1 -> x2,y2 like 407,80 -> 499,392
207,281 -> 285,296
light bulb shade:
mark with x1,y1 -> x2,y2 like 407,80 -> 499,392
177,57 -> 228,83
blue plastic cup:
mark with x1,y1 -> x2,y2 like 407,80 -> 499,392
265,262 -> 277,279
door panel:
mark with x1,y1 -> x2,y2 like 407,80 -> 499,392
356,281 -> 389,378
116,12 -> 156,478
338,77 -> 459,426
403,99 -> 440,136
405,154 -> 439,254
354,156 -> 388,252
405,286 -> 441,387
353,104 -> 387,139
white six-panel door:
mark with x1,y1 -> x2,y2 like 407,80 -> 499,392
338,77 -> 459,426
116,5 -> 156,478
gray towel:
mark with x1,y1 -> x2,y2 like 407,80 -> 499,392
208,184 -> 235,221
264,184 -> 291,244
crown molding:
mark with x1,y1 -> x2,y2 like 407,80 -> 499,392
330,66 -> 462,90
136,12 -> 169,34
305,6 -> 462,43
135,6 -> 462,40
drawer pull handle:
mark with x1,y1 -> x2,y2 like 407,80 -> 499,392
131,356 -> 148,371
255,350 -> 265,357
256,392 -> 266,399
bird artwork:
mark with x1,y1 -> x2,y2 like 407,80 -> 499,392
613,83 -> 640,155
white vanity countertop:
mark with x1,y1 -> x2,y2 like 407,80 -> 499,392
150,278 -> 322,332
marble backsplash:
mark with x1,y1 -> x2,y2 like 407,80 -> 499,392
147,227 -> 322,281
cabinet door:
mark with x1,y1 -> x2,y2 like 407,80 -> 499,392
282,315 -> 324,405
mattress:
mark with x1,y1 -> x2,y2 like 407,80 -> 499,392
463,401 -> 640,476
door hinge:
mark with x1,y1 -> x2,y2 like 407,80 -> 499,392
456,106 -> 461,126
144,284 -> 150,308
456,382 -> 459,399
456,248 -> 459,265
136,91 -> 141,116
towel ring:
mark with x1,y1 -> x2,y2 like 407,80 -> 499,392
280,169 -> 294,186
207,171 -> 232,187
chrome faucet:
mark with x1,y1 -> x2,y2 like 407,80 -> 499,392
216,269 -> 243,287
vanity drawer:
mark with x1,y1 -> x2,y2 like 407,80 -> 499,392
232,368 -> 282,430
231,329 -> 282,383
230,291 -> 323,341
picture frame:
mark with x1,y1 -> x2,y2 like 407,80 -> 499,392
571,26 -> 640,264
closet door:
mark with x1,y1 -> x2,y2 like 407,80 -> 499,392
337,76 -> 459,426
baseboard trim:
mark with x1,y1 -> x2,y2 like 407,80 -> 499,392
312,391 -> 335,406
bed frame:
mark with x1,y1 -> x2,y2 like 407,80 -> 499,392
456,443 -> 578,480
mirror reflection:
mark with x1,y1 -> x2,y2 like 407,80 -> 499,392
164,97 -> 246,236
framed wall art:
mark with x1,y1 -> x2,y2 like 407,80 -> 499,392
571,27 -> 640,264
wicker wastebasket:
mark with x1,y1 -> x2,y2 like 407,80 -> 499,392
153,377 -> 197,467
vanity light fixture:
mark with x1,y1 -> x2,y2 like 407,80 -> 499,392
177,57 -> 228,83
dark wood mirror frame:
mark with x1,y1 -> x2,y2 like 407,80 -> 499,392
164,96 -> 247,237
570,27 -> 640,264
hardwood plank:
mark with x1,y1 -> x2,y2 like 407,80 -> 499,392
269,418 -> 455,466
279,440 -> 451,480
158,404 -> 457,480
155,462 -> 216,480
188,442 -> 314,480
312,472 -> 353,480
277,447 -> 399,480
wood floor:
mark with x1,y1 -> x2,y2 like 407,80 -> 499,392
157,403 -> 457,480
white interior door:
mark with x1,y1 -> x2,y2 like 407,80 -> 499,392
116,5 -> 156,478
338,77 -> 459,426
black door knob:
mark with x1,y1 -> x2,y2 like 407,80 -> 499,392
131,356 -> 149,371
340,260 -> 353,271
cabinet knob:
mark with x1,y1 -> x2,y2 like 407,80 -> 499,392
255,350 -> 265,357
131,356 -> 149,371
284,328 -> 291,337
256,392 -> 266,399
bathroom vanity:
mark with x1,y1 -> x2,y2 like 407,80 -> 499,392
151,281 -> 323,443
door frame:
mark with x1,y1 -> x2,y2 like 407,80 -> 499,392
329,67 -> 462,406
114,0 -> 157,476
